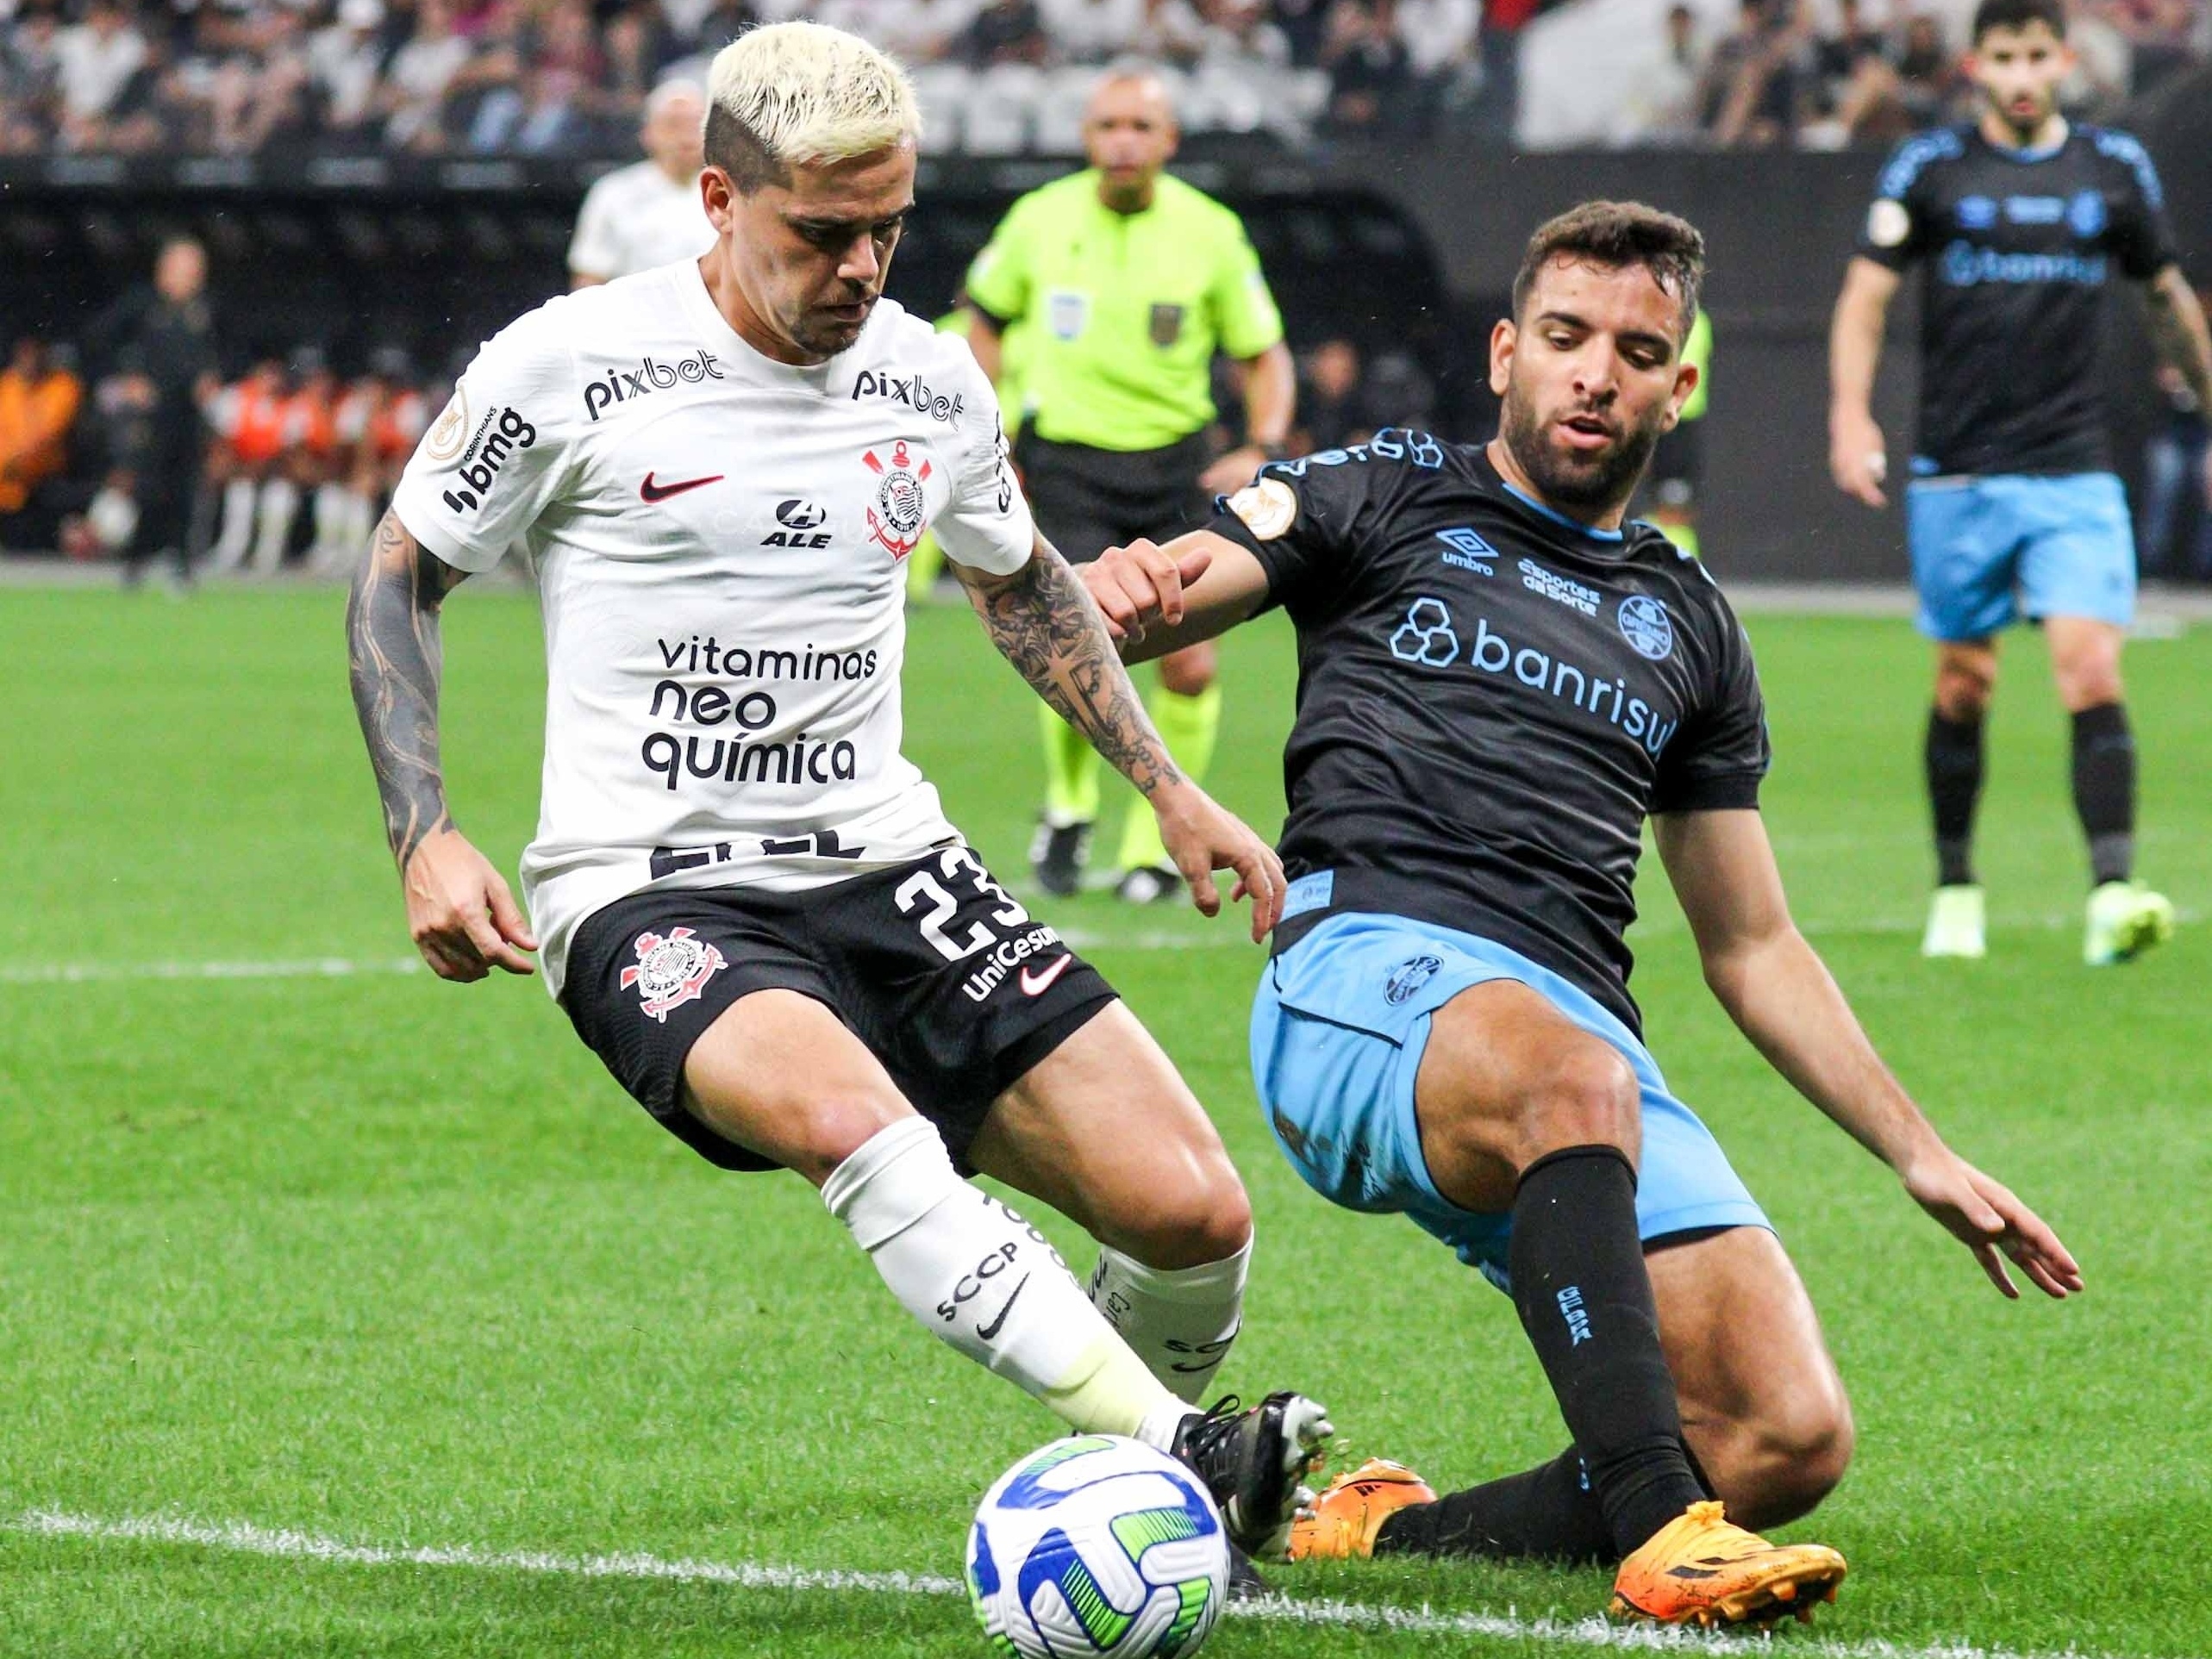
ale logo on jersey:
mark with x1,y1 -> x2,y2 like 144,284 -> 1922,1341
620,926 -> 727,1023
765,497 -> 831,548
862,440 -> 931,558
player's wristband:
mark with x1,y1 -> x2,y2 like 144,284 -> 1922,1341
1257,440 -> 1293,462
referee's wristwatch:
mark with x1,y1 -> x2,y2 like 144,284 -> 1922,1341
1256,440 -> 1294,462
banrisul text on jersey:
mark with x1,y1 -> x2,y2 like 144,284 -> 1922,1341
1211,433 -> 1769,1034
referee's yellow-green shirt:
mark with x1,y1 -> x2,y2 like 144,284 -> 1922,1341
1678,309 -> 1712,423
965,170 -> 1284,453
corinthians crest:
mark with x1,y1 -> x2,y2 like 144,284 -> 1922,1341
620,927 -> 727,1023
861,440 -> 931,558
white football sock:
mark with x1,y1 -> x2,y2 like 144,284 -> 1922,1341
311,483 -> 351,563
211,478 -> 255,571
1088,1238 -> 1249,1403
822,1118 -> 1186,1444
252,477 -> 299,573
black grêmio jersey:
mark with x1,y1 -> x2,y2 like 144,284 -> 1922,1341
1210,431 -> 1770,1035
1859,122 -> 2177,478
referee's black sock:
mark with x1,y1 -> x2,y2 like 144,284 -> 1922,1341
1374,1445 -> 1614,1562
1503,1145 -> 1706,1559
1925,708 -> 1984,887
2070,702 -> 2135,885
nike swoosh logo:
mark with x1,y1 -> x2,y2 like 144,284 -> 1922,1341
1018,955 -> 1073,996
976,1273 -> 1028,1341
640,471 -> 724,503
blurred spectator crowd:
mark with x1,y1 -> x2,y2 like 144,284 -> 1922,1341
0,0 -> 2200,157
0,236 -> 447,581
0,232 -> 1470,581
1613,0 -> 2203,148
5,246 -> 2206,581
0,0 -> 1482,157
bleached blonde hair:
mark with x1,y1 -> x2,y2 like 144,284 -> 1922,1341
705,22 -> 921,189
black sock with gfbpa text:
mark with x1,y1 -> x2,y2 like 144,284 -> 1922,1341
1926,708 -> 1984,888
1508,1144 -> 1704,1558
2070,702 -> 2135,885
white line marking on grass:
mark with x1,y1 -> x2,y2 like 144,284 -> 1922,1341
12,1508 -> 2112,1659
0,957 -> 424,985
3,901 -> 2197,984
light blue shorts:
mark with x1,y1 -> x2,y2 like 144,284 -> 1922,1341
1906,471 -> 2136,642
1249,912 -> 1771,1294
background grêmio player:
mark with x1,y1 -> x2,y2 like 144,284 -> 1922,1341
1079,202 -> 2082,1628
345,22 -> 1333,1561
1828,0 -> 2212,965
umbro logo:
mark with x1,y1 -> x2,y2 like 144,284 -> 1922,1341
1436,527 -> 1496,574
640,471 -> 723,503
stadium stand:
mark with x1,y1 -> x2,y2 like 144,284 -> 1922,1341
5,0 -> 2194,157
0,1 -> 2203,576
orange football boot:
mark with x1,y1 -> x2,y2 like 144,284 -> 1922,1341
1609,1500 -> 1846,1628
1286,1459 -> 1438,1561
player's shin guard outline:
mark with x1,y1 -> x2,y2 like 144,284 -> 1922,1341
822,1117 -> 1180,1440
1088,1236 -> 1249,1403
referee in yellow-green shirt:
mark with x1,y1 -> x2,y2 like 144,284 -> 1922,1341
965,65 -> 1295,904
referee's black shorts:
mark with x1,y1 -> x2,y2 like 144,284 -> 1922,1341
1015,429 -> 1213,564
1644,417 -> 1704,511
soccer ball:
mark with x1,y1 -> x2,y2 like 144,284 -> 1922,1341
966,1434 -> 1229,1659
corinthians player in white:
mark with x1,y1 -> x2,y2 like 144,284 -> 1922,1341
346,21 -> 1331,1558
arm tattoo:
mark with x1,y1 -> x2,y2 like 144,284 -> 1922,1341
958,540 -> 1185,799
2147,269 -> 2212,410
346,508 -> 469,868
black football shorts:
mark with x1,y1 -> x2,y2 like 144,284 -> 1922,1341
1015,430 -> 1214,564
562,847 -> 1116,1173
1646,417 -> 1704,510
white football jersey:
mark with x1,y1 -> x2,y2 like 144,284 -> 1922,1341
391,261 -> 1034,995
566,160 -> 715,283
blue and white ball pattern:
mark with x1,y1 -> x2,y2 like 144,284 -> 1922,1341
967,1436 -> 1229,1659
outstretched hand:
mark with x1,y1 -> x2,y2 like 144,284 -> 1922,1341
1901,1147 -> 2083,1300
403,826 -> 539,980
1149,780 -> 1285,943
1082,538 -> 1214,645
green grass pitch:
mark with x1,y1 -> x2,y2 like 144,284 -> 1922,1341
2,583 -> 2207,1657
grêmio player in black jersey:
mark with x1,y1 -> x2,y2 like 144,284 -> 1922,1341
1081,203 -> 2082,1629
1828,0 -> 2212,967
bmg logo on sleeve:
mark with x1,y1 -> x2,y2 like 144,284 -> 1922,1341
440,406 -> 536,514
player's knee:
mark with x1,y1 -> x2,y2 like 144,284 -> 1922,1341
1158,645 -> 1216,697
1115,1166 -> 1252,1269
1521,1044 -> 1640,1163
1934,658 -> 1995,720
1722,1388 -> 1855,1528
2053,657 -> 2123,712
